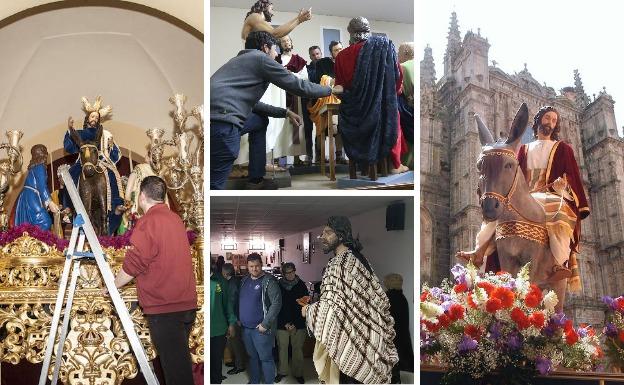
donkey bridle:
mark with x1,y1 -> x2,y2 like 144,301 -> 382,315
478,148 -> 548,246
79,144 -> 105,177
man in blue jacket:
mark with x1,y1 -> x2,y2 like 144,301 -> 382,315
239,253 -> 282,383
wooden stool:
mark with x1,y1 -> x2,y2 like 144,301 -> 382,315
318,103 -> 340,181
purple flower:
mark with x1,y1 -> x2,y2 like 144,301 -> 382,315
450,264 -> 467,285
502,280 -> 516,291
550,312 -> 567,327
536,357 -> 552,375
603,296 -> 617,311
441,301 -> 453,312
577,327 -> 588,338
430,287 -> 443,299
507,333 -> 522,350
489,321 -> 502,340
440,293 -> 451,302
542,321 -> 557,338
458,335 -> 478,354
605,323 -> 618,338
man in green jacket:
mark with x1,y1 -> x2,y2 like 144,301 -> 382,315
210,262 -> 237,384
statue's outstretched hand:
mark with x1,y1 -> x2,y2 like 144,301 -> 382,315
47,200 -> 60,214
298,8 -> 312,23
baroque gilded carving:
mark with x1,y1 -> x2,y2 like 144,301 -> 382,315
0,234 -> 204,385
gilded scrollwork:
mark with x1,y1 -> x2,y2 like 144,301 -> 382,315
0,234 -> 204,384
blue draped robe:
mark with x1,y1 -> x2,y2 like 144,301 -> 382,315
14,163 -> 52,230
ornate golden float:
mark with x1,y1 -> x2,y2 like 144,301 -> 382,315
0,232 -> 204,384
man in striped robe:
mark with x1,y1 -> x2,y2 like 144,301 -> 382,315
302,216 -> 398,384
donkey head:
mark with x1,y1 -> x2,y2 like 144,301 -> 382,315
70,125 -> 102,178
475,103 -> 529,221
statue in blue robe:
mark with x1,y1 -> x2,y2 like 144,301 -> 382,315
63,112 -> 125,235
14,145 -> 59,230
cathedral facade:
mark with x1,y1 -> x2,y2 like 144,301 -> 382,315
421,12 -> 624,325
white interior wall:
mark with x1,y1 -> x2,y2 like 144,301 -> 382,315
0,6 -> 202,206
210,6 -> 414,75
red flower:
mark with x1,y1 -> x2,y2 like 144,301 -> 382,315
524,293 -> 540,308
464,324 -> 481,340
467,292 -> 477,309
485,298 -> 502,313
496,271 -> 509,275
423,320 -> 440,333
529,311 -> 545,328
492,287 -> 515,309
618,330 -> 624,343
566,329 -> 579,345
454,282 -> 468,293
564,320 -> 574,333
437,314 -> 451,329
616,298 -> 624,312
448,304 -> 465,321
477,281 -> 495,295
421,291 -> 429,302
511,307 -> 530,330
595,346 -> 604,358
529,284 -> 543,302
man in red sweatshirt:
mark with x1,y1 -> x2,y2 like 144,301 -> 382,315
112,176 -> 198,385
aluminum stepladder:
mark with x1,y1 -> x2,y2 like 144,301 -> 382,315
38,165 -> 159,385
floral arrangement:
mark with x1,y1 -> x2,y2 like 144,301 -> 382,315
0,223 -> 198,252
602,295 -> 624,370
421,263 -> 602,385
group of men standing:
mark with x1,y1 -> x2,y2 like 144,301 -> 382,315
210,216 -> 413,384
210,0 -> 414,189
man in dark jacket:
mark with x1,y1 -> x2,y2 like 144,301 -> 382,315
239,253 -> 282,383
275,262 -> 309,383
384,273 -> 413,383
222,263 -> 246,375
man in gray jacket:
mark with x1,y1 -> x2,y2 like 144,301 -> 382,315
239,253 -> 282,383
210,31 -> 335,190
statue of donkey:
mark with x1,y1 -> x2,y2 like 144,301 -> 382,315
473,103 -> 567,312
68,126 -> 108,236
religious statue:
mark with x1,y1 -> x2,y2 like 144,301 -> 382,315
13,145 -> 59,230
456,104 -> 590,311
63,96 -> 125,235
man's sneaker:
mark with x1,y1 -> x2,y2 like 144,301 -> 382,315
275,374 -> 286,383
245,178 -> 279,190
296,376 -> 305,383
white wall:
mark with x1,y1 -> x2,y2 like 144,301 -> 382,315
210,6 -> 414,75
278,199 -> 415,337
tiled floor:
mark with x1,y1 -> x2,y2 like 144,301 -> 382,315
219,358 -> 415,384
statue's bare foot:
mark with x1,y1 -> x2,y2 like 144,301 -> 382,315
455,250 -> 484,268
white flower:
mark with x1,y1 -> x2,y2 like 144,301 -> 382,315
421,301 -> 444,321
543,291 -> 559,313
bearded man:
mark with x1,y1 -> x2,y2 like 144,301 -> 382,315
63,97 -> 125,234
302,216 -> 398,384
458,106 -> 590,288
242,0 -> 312,40
334,17 -> 408,174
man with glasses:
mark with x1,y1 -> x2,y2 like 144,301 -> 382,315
275,262 -> 309,383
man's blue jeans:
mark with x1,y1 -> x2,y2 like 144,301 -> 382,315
242,326 -> 276,384
210,113 -> 269,189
